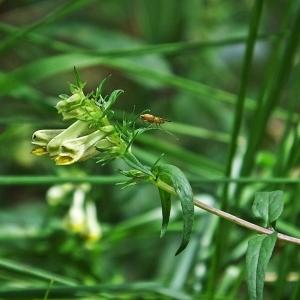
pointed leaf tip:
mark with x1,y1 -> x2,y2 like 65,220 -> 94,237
246,232 -> 277,300
158,188 -> 171,238
253,190 -> 284,227
154,164 -> 194,255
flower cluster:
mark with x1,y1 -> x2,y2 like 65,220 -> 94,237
31,77 -> 127,165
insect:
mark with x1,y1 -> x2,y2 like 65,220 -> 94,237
140,113 -> 169,125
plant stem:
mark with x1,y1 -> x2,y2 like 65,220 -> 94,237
156,179 -> 300,246
0,175 -> 124,185
4,175 -> 300,185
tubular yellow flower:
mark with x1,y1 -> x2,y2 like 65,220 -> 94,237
31,74 -> 127,166
84,201 -> 102,241
66,187 -> 86,233
54,130 -> 108,165
47,120 -> 90,157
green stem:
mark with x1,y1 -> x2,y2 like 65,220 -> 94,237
156,179 -> 177,195
4,175 -> 300,185
0,22 -> 288,58
0,175 -> 123,185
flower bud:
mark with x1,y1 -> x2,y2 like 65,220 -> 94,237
56,91 -> 85,120
56,91 -> 102,122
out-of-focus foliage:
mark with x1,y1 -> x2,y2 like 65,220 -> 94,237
1,0 -> 300,299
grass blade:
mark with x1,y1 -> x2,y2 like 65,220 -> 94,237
0,258 -> 77,286
0,0 -> 93,54
207,0 -> 265,296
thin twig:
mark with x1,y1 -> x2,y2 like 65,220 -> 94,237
1,175 -> 299,245
155,179 -> 300,246
193,199 -> 300,245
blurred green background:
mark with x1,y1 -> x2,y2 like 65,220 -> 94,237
0,0 -> 300,299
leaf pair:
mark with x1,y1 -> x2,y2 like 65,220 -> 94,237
246,190 -> 284,300
154,164 -> 194,256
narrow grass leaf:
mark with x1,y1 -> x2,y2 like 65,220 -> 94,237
246,232 -> 277,300
0,258 -> 77,286
0,21 -> 286,58
0,54 -> 243,108
239,3 -> 300,179
0,282 -> 190,299
207,0 -> 265,293
0,0 -> 93,54
0,53 -> 291,120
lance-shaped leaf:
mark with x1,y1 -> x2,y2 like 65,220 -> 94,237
154,164 -> 194,255
246,232 -> 277,300
158,188 -> 171,238
102,89 -> 123,115
253,191 -> 284,226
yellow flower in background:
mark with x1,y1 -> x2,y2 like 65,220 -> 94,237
65,186 -> 88,233
46,183 -> 74,206
84,201 -> 102,242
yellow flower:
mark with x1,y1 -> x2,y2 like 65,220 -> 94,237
65,187 -> 86,233
46,120 -> 90,157
54,130 -> 112,165
84,201 -> 102,241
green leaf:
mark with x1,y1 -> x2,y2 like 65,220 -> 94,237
103,89 -> 124,114
253,191 -> 284,226
155,164 -> 194,255
158,188 -> 171,238
246,232 -> 277,300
